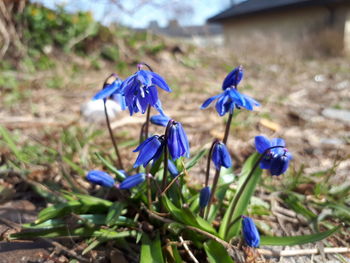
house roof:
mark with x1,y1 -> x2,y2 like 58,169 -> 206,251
208,0 -> 349,22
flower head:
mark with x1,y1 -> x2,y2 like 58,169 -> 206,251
118,173 -> 146,190
222,65 -> 244,90
93,75 -> 123,100
212,142 -> 232,170
133,135 -> 165,168
86,170 -> 115,188
242,216 -> 260,248
167,121 -> 190,160
121,67 -> 171,115
254,135 -> 292,176
168,159 -> 179,177
150,114 -> 171,127
199,186 -> 211,209
201,87 -> 260,116
92,75 -> 126,110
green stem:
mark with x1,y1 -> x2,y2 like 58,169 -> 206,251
224,145 -> 284,239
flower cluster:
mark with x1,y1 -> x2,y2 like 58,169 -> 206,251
92,65 -> 171,117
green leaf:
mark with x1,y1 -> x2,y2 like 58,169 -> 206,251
162,196 -> 217,235
140,232 -> 164,263
282,193 -> 317,220
36,195 -> 112,224
0,125 -> 28,163
62,156 -> 85,176
260,225 -> 341,246
166,244 -> 183,263
219,152 -> 262,240
95,152 -> 126,180
204,240 -> 234,263
185,148 -> 208,170
106,202 -> 125,226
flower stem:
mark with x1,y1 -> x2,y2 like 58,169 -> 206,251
161,120 -> 173,192
224,145 -> 284,239
204,168 -> 220,220
103,100 -> 124,170
223,112 -> 233,145
144,105 -> 151,139
205,140 -> 219,187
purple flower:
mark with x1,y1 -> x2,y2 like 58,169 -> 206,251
133,135 -> 164,168
254,135 -> 292,176
86,170 -> 115,188
150,114 -> 171,127
121,68 -> 171,115
212,142 -> 232,170
199,186 -> 211,208
167,121 -> 190,160
118,173 -> 146,190
201,66 -> 259,116
242,216 -> 260,248
222,65 -> 244,90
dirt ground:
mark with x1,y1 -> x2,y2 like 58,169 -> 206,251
0,45 -> 349,262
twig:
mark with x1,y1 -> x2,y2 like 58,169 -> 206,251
258,247 -> 350,257
179,235 -> 199,263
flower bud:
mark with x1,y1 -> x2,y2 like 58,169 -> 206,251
119,173 -> 146,190
199,186 -> 211,209
242,216 -> 260,248
86,170 -> 115,188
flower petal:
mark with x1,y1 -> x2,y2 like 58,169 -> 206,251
151,72 -> 172,92
255,135 -> 271,154
200,94 -> 221,109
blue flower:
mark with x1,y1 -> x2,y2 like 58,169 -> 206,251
167,121 -> 190,160
150,114 -> 171,127
93,75 -> 122,100
254,135 -> 292,176
86,170 -> 115,188
92,76 -> 126,110
222,65 -> 244,90
212,142 -> 232,170
168,159 -> 179,177
242,216 -> 260,248
201,87 -> 260,116
199,186 -> 211,209
118,173 -> 146,190
121,69 -> 171,115
133,135 -> 165,168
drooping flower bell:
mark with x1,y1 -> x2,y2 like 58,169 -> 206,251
92,74 -> 126,110
242,216 -> 260,248
86,170 -> 115,188
212,142 -> 232,170
168,159 -> 179,177
167,121 -> 190,160
201,66 -> 260,116
121,65 -> 171,115
254,135 -> 292,176
133,135 -> 165,168
118,173 -> 147,190
150,114 -> 171,127
199,186 -> 211,209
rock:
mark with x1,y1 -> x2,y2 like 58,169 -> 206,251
81,99 -> 122,123
322,108 -> 350,123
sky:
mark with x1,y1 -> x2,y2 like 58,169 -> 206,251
32,0 -> 234,28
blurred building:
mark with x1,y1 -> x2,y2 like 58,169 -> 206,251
145,19 -> 224,47
209,0 -> 350,55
